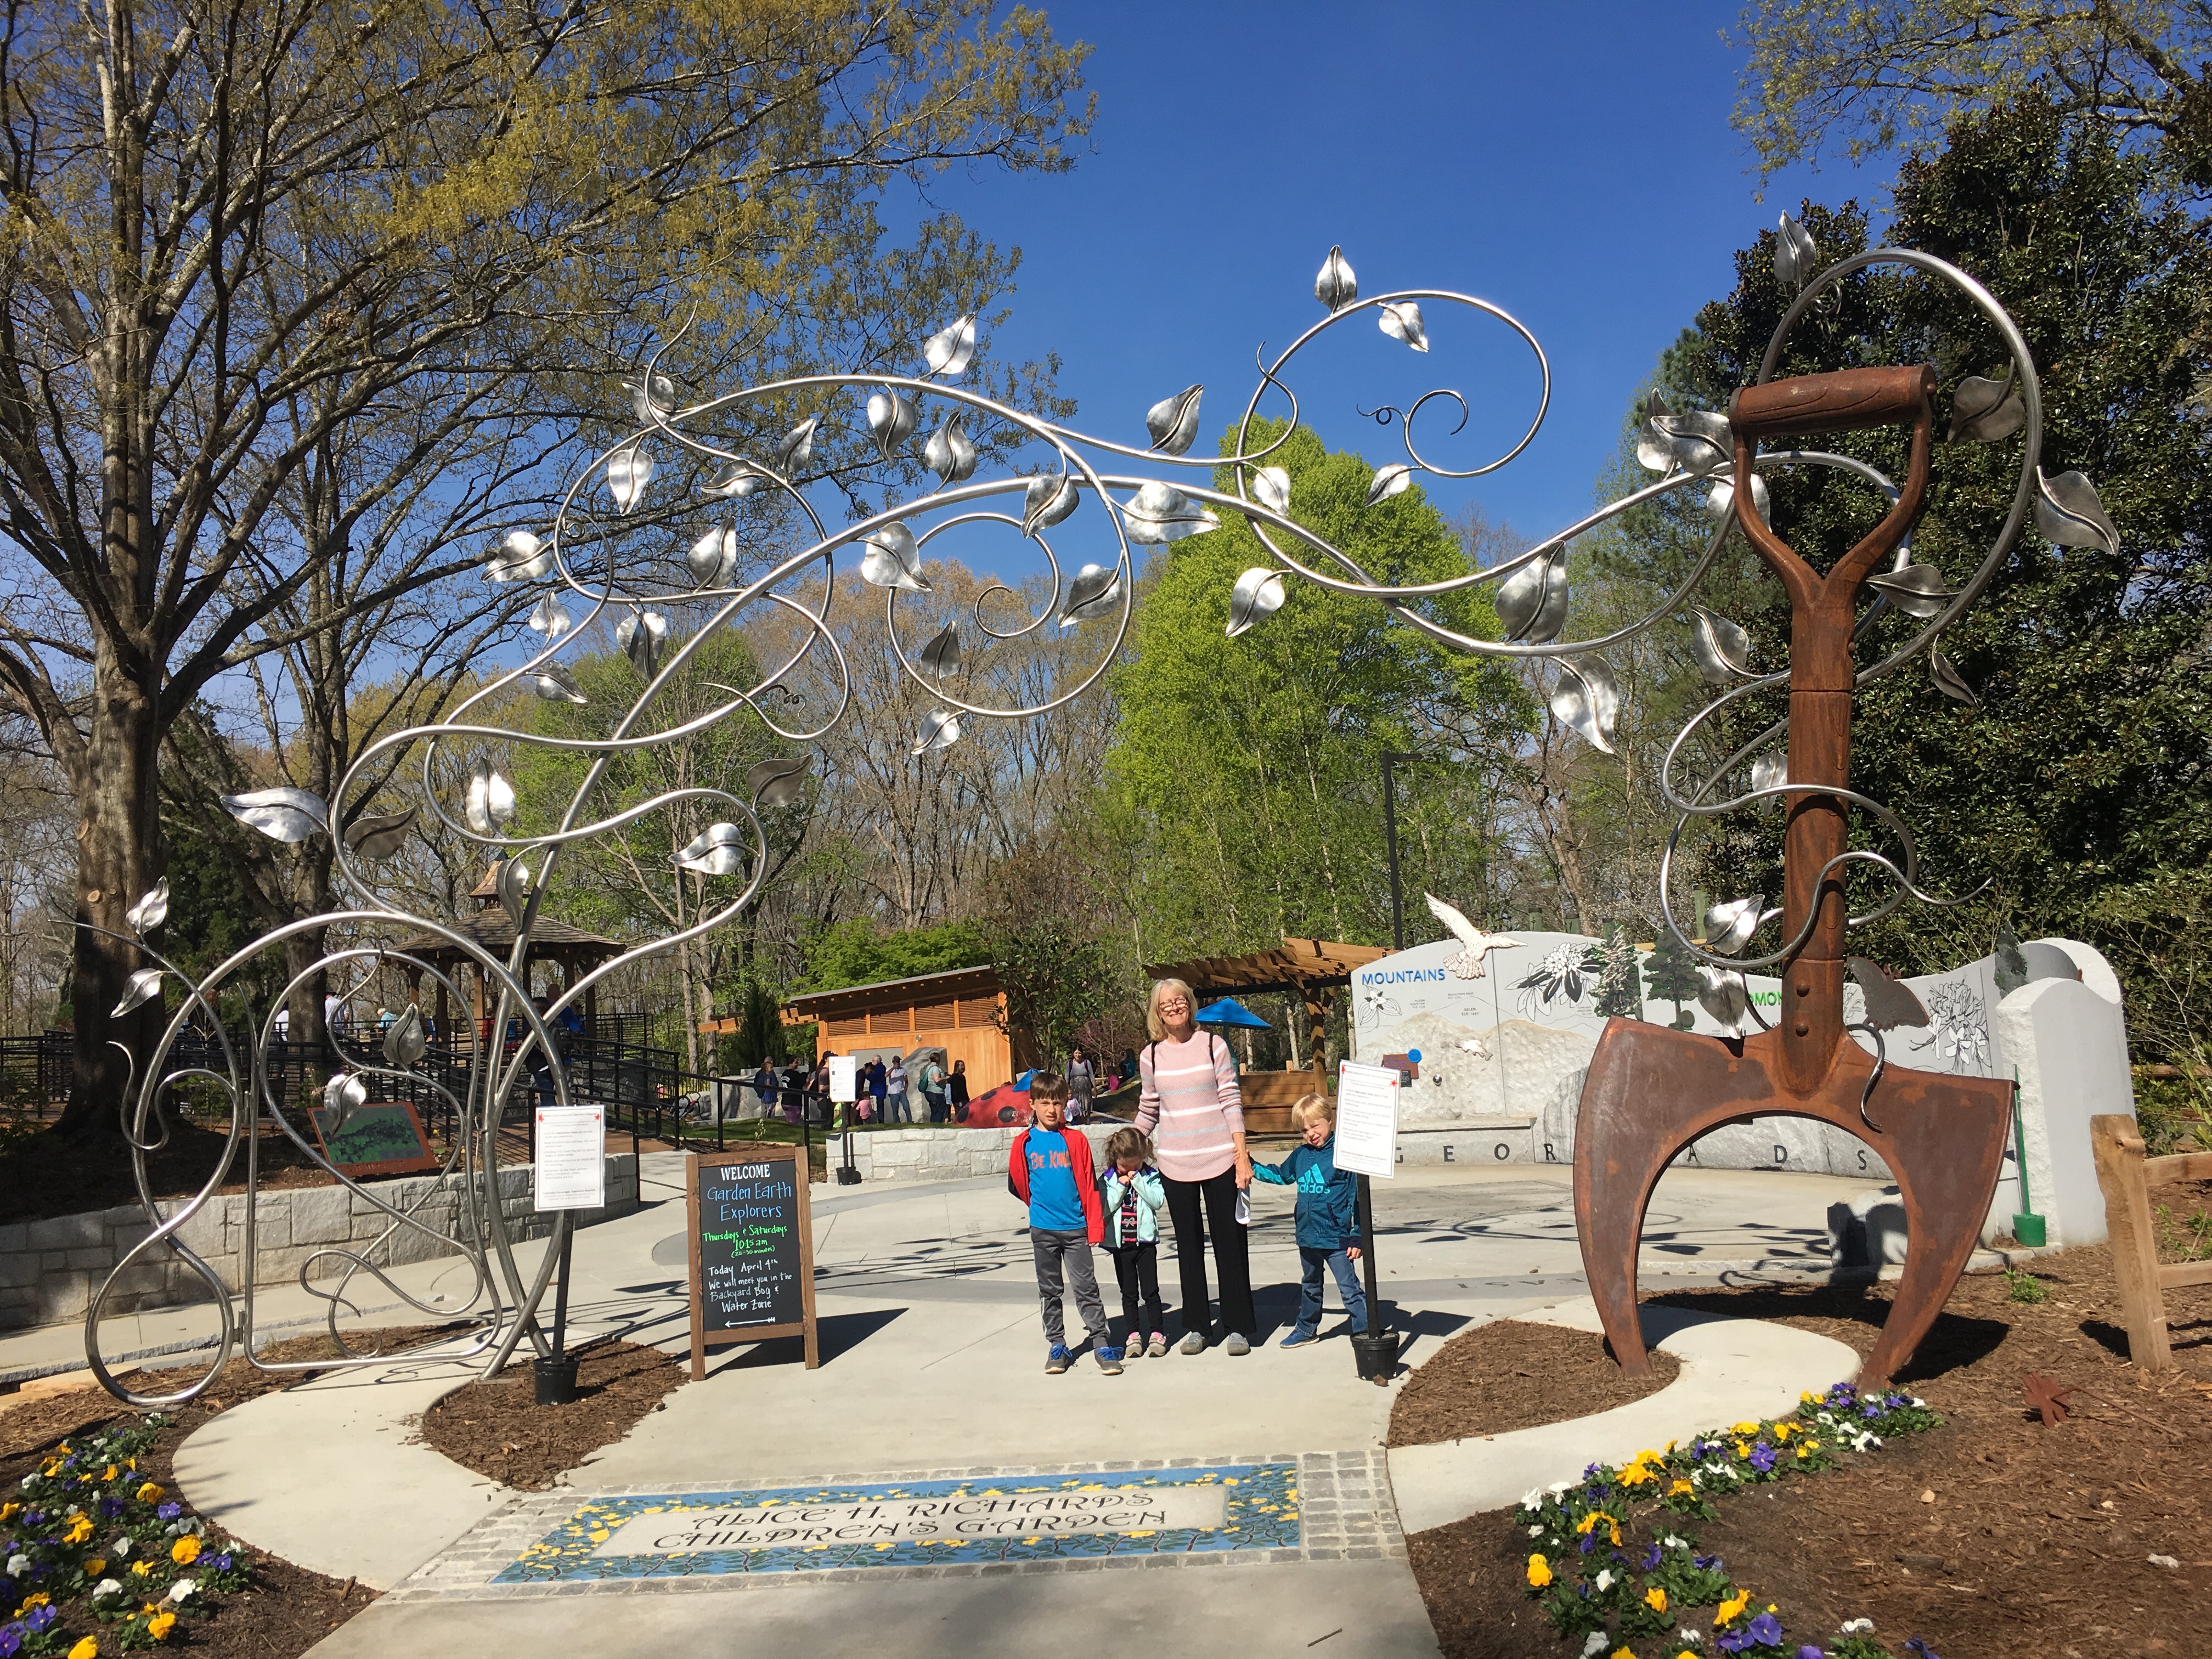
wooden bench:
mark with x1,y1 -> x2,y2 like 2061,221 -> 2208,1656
2089,1113 -> 2212,1371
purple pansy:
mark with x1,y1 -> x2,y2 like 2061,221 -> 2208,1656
1641,1542 -> 1663,1570
1748,1612 -> 1784,1645
1797,1647 -> 1826,1659
1579,1531 -> 1598,1555
157,1502 -> 182,1522
0,1622 -> 21,1659
1748,1441 -> 1778,1474
1903,1643 -> 1942,1659
21,1607 -> 53,1635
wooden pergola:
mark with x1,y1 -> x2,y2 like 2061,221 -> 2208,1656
392,863 -> 625,1040
1143,936 -> 1390,1082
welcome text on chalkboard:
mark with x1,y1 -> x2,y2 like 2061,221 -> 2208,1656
685,1146 -> 819,1373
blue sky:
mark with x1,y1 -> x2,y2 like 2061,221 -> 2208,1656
899,2 -> 1895,543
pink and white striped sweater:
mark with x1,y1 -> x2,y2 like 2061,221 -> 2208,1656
1134,1031 -> 1244,1182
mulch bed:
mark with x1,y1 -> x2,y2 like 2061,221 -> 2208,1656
1391,1322 -> 1681,1447
418,1338 -> 684,1489
1406,1245 -> 2212,1658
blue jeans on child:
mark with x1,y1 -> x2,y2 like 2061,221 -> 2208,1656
1295,1246 -> 1368,1336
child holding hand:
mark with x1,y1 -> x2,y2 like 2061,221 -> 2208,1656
1008,1073 -> 1121,1375
1100,1127 -> 1167,1358
1250,1093 -> 1369,1348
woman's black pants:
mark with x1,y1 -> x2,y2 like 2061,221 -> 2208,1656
1159,1168 -> 1254,1341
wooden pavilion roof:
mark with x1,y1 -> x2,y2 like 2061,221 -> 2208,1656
1142,936 -> 1390,999
780,963 -> 1001,1021
391,908 -> 625,968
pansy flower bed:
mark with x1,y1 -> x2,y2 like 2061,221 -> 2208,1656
1510,1383 -> 1944,1659
3,1415 -> 256,1657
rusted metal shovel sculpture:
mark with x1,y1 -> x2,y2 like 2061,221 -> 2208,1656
1572,364 -> 2014,1390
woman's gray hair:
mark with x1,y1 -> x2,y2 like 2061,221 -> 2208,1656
1145,978 -> 1199,1042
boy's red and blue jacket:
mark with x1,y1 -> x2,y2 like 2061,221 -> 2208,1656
1251,1136 -> 1361,1251
1007,1125 -> 1105,1244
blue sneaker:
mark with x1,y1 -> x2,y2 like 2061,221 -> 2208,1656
1094,1345 -> 1123,1375
1045,1344 -> 1073,1374
1279,1329 -> 1319,1349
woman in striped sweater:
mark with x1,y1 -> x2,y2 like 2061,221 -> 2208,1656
1134,977 -> 1256,1355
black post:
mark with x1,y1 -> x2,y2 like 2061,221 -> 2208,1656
534,1214 -> 579,1403
1352,751 -> 1422,1387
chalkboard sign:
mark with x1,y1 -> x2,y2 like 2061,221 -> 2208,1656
685,1145 -> 818,1374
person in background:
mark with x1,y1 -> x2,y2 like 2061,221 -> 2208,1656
1007,1071 -> 1119,1375
886,1054 -> 910,1123
1250,1094 -> 1369,1347
809,1056 -> 833,1127
865,1056 -> 888,1123
1119,1046 -> 1138,1089
781,1062 -> 805,1126
1099,1126 -> 1167,1358
324,990 -> 345,1038
272,1003 -> 290,1041
754,1059 -> 780,1119
919,1052 -> 947,1124
948,1058 -> 970,1122
1065,1045 -> 1094,1124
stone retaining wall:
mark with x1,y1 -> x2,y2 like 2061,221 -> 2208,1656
0,1156 -> 639,1331
844,1126 -> 1022,1185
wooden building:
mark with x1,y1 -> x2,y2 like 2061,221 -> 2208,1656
775,964 -> 1018,1090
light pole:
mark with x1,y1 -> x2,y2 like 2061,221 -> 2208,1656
1380,750 -> 1426,951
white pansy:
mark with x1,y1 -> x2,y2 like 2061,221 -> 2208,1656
92,1578 -> 123,1599
1839,1619 -> 1874,1635
1662,1534 -> 1686,1549
1582,1634 -> 1611,1658
1595,1568 -> 1616,1592
1529,1524 -> 1544,1537
1548,1479 -> 1575,1494
1522,1487 -> 1545,1510
5,1553 -> 26,1577
167,1578 -> 198,1604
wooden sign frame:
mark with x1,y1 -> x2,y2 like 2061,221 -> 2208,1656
685,1146 -> 819,1376
308,1101 -> 439,1178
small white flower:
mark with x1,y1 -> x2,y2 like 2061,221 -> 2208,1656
1910,1396 -> 1926,1407
92,1578 -> 124,1600
1522,1487 -> 1545,1510
5,1553 -> 26,1577
1677,1629 -> 1703,1646
1595,1568 -> 1616,1592
1529,1524 -> 1544,1537
166,1578 -> 198,1604
1839,1618 -> 1874,1635
1662,1533 -> 1687,1549
112,1536 -> 133,1556
1582,1634 -> 1611,1658
1549,1479 -> 1575,1494
18,1474 -> 38,1491
2149,1553 -> 2181,1568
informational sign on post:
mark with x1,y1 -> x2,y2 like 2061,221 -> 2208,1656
1333,1060 -> 1401,1180
533,1104 -> 607,1211
827,1054 -> 857,1103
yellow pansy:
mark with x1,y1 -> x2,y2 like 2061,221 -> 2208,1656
101,1465 -> 117,1482
83,1559 -> 106,1577
64,1516 -> 94,1544
170,1537 -> 201,1566
131,1561 -> 153,1577
1731,1420 -> 1761,1435
1645,1585 -> 1668,1613
15,1593 -> 50,1615
1718,1589 -> 1750,1624
1771,1421 -> 1796,1441
1734,1440 -> 1751,1458
1668,1479 -> 1695,1497
1526,1553 -> 1552,1588
136,1482 -> 163,1504
146,1611 -> 176,1640
69,1639 -> 99,1659
0,1503 -> 17,1522
1618,1463 -> 1655,1487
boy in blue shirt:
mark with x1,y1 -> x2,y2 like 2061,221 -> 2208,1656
1007,1072 -> 1121,1374
1250,1093 -> 1369,1347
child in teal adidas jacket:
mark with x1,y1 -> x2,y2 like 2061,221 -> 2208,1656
1250,1093 -> 1369,1347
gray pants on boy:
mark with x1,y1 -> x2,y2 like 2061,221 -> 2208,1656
1031,1229 -> 1108,1347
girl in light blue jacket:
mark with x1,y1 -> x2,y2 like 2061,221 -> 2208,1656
1101,1126 -> 1168,1356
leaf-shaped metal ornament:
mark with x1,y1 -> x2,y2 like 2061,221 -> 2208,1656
607,444 -> 654,514
617,608 -> 669,677
1703,473 -> 1771,522
748,756 -> 808,809
464,760 -> 516,837
918,620 -> 961,677
912,709 -> 962,756
1847,957 -> 1929,1031
1022,473 -> 1080,537
495,857 -> 533,929
922,314 -> 978,379
1548,656 -> 1618,753
1686,605 -> 1753,684
1774,212 -> 1819,291
1314,245 -> 1357,312
1635,392 -> 1677,473
1378,300 -> 1429,352
113,967 -> 165,1018
1058,563 -> 1121,628
2032,467 -> 2119,556
1750,752 -> 1786,809
531,661 -> 588,704
527,590 -> 572,640
323,1071 -> 366,1131
1865,562 -> 1956,619
773,415 -> 821,474
1948,373 -> 2025,444
859,521 -> 930,592
1928,646 -> 1979,706
344,808 -> 415,863
707,458 -> 763,499
1145,385 -> 1204,456
1121,481 -> 1220,544
922,416 -> 977,484
1226,568 -> 1287,639
1249,467 -> 1291,517
686,526 -> 738,589
1367,463 -> 1413,506
866,390 -> 918,461
625,372 -> 676,423
675,822 -> 749,878
382,1003 -> 427,1069
1703,894 -> 1765,957
126,879 -> 169,938
1646,409 -> 1733,477
223,787 -> 328,843
1695,966 -> 1751,1037
484,529 -> 552,584
1497,551 -> 1568,644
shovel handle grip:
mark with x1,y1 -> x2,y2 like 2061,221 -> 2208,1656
1729,364 -> 1935,441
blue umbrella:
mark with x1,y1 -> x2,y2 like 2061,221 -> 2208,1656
1194,997 -> 1271,1029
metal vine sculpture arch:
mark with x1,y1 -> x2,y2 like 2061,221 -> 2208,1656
86,224 -> 2115,1401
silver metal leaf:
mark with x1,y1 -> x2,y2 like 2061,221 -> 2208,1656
1548,656 -> 1618,753
748,756 -> 808,809
382,1003 -> 426,1069
922,416 -> 977,484
112,967 -> 165,1018
1022,474 -> 1080,537
625,372 -> 676,422
1497,552 -> 1568,644
1367,463 -> 1413,506
912,709 -> 963,757
323,1071 -> 366,1130
1226,568 -> 1287,639
1750,752 -> 1786,809
126,879 -> 168,938
484,529 -> 551,584
1686,605 -> 1753,684
707,458 -> 763,499
495,857 -> 533,928
527,590 -> 572,640
686,526 -> 738,589
222,787 -> 328,843
344,808 -> 415,863
1704,894 -> 1765,957
1634,392 -> 1676,473
1695,966 -> 1751,1037
773,415 -> 821,474
1314,245 -> 1357,312
1378,300 -> 1429,352
918,620 -> 961,677
1249,467 -> 1291,517
1121,481 -> 1220,544
922,314 -> 978,379
1929,646 -> 1979,706
607,444 -> 654,514
2032,466 -> 2119,556
1703,473 -> 1771,522
674,821 -> 749,878
1948,373 -> 2025,444
1865,562 -> 1956,619
866,390 -> 918,461
532,662 -> 588,704
1645,409 -> 1733,478
1847,957 -> 1929,1031
1144,385 -> 1204,456
617,608 -> 669,677
1058,563 -> 1121,628
464,760 -> 516,837
859,521 -> 930,592
1774,212 -> 1819,291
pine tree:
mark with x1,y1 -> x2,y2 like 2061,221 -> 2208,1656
1643,928 -> 1702,1030
1594,927 -> 1643,1019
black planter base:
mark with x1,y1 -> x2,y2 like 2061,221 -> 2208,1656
1351,1329 -> 1398,1384
534,1353 -> 580,1404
